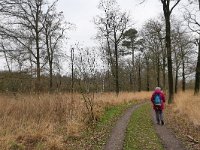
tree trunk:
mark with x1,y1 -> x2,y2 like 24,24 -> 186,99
174,50 -> 179,93
114,43 -> 119,95
36,34 -> 40,91
114,28 -> 119,95
182,60 -> 185,92
131,40 -> 135,91
35,4 -> 41,92
157,56 -> 160,87
146,57 -> 150,91
138,55 -> 141,92
162,56 -> 166,90
107,70 -> 111,91
164,11 -> 174,103
194,39 -> 200,95
129,72 -> 133,90
71,48 -> 75,93
159,33 -> 166,90
175,66 -> 178,94
199,0 -> 200,10
49,62 -> 53,89
45,25 -> 53,90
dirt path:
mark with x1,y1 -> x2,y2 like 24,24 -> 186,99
104,103 -> 144,150
152,111 -> 186,150
104,103 -> 186,150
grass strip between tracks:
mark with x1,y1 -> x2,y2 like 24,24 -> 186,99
124,103 -> 164,150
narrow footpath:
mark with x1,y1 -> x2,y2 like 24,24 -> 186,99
152,111 -> 185,150
104,103 -> 144,150
104,103 -> 186,150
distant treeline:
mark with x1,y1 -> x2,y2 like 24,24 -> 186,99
0,70 -> 194,93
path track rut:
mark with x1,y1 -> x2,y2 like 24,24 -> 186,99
152,111 -> 185,150
104,103 -> 186,150
104,103 -> 143,150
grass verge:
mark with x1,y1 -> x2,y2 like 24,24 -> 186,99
124,104 -> 163,150
165,105 -> 200,150
66,101 -> 140,150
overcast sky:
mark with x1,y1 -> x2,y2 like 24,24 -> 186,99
56,0 -> 163,47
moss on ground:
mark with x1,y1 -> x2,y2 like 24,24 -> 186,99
124,104 -> 164,150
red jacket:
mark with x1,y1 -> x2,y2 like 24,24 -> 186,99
151,90 -> 165,110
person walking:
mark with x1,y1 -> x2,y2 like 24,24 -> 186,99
151,87 -> 165,125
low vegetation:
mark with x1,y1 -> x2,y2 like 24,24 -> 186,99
173,91 -> 200,126
66,101 -> 137,150
165,91 -> 200,150
0,91 -> 151,149
2,90 -> 199,149
124,104 -> 163,150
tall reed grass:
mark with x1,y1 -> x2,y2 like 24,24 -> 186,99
173,91 -> 200,126
0,91 -> 151,149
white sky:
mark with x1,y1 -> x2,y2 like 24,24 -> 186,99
56,0 -> 163,47
1,0 -> 188,72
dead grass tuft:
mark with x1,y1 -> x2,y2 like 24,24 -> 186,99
173,91 -> 200,126
16,134 -> 46,148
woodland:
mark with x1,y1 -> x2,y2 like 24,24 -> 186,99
0,0 -> 200,149
0,0 -> 199,101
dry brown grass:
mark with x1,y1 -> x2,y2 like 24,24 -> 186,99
94,91 -> 151,104
0,91 -> 151,149
173,91 -> 200,126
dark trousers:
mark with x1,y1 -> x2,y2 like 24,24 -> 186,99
155,109 -> 163,123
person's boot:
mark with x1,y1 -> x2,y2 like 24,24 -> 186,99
161,120 -> 164,125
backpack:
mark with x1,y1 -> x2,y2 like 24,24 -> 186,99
154,94 -> 162,106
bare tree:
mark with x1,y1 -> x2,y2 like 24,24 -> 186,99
70,47 -> 75,93
0,0 -> 48,91
94,0 -> 130,95
195,39 -> 200,94
43,1 -> 68,90
184,3 -> 200,94
140,19 -> 166,88
0,0 -> 70,92
160,0 -> 182,103
171,20 -> 195,92
75,45 -> 100,123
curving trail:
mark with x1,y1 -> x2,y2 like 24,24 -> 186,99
104,102 -> 185,150
152,110 -> 185,150
104,103 -> 143,150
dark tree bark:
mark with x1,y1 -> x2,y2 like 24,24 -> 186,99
114,27 -> 120,95
175,69 -> 178,93
182,60 -> 186,91
159,36 -> 166,90
138,54 -> 142,92
174,51 -> 179,93
71,48 -> 75,93
165,14 -> 174,103
199,0 -> 200,10
161,0 -> 181,103
145,56 -> 150,91
194,39 -> 200,95
131,44 -> 135,91
180,46 -> 186,92
35,1 -> 42,92
156,56 -> 160,87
